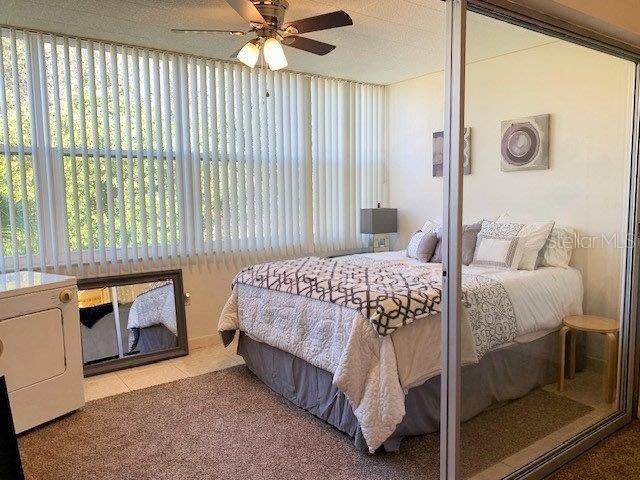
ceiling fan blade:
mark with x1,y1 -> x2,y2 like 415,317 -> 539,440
225,0 -> 266,25
230,46 -> 243,59
283,10 -> 352,34
282,36 -> 336,56
172,29 -> 246,35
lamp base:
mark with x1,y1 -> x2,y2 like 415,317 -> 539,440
372,234 -> 390,253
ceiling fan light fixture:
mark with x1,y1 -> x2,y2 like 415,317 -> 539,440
263,37 -> 288,71
237,40 -> 261,68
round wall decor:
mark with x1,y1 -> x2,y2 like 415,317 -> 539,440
500,114 -> 550,172
502,122 -> 540,166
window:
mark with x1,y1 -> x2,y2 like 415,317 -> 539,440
0,28 -> 386,273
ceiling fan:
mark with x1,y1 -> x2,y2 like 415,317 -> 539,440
172,0 -> 353,71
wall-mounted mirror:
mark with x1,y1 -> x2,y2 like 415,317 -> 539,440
78,270 -> 188,377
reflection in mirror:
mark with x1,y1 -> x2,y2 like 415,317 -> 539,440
458,11 -> 635,479
78,270 -> 188,376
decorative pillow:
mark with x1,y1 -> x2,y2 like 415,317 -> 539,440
429,221 -> 481,265
420,219 -> 441,234
537,225 -> 576,268
406,231 -> 439,262
431,234 -> 442,263
496,214 -> 554,271
461,221 -> 482,265
471,220 -> 525,269
479,219 -> 524,238
496,213 -> 518,224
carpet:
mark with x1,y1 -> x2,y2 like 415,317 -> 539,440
19,366 -> 592,480
551,421 -> 640,479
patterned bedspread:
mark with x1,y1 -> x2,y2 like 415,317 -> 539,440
234,256 -> 442,335
233,255 -> 517,352
462,273 -> 517,357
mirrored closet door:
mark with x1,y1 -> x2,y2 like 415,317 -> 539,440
438,0 -> 640,478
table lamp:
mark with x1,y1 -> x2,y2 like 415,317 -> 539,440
360,205 -> 397,252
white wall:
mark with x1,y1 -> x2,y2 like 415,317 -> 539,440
388,41 -> 635,357
181,263 -> 237,345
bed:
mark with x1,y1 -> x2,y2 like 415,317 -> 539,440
218,250 -> 583,453
127,281 -> 178,354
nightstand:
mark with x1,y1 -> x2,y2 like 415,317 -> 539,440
558,315 -> 619,403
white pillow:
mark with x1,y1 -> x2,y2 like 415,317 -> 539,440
420,219 -> 441,234
537,225 -> 576,268
496,213 -> 518,224
496,214 -> 554,271
471,220 -> 525,270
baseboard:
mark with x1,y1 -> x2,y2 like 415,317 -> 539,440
188,334 -> 223,350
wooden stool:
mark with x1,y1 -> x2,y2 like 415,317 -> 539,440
558,315 -> 619,403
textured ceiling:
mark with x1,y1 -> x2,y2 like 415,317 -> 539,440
1,0 -> 554,84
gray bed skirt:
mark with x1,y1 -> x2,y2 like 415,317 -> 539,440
133,324 -> 177,354
237,330 -> 568,452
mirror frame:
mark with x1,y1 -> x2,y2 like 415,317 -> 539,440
78,269 -> 189,377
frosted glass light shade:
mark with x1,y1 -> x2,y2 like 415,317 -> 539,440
263,38 -> 287,71
237,41 -> 260,68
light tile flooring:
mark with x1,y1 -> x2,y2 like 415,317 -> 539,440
83,339 -> 244,402
469,369 -> 615,479
85,346 -> 613,480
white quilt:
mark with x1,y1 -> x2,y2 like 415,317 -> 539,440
217,251 -> 583,453
127,282 -> 177,335
219,286 -> 405,453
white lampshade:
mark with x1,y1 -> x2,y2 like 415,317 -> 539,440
263,38 -> 288,71
237,41 -> 260,68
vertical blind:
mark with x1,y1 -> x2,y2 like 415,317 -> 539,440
0,27 -> 387,274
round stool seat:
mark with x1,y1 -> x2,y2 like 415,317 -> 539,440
559,315 -> 619,403
563,315 -> 618,333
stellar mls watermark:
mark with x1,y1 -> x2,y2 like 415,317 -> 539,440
551,232 -> 635,249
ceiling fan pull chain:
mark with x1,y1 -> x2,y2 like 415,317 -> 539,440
260,54 -> 270,99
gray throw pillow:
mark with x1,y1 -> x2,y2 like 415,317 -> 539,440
406,231 -> 439,262
461,221 -> 482,265
431,222 -> 482,265
431,232 -> 442,263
